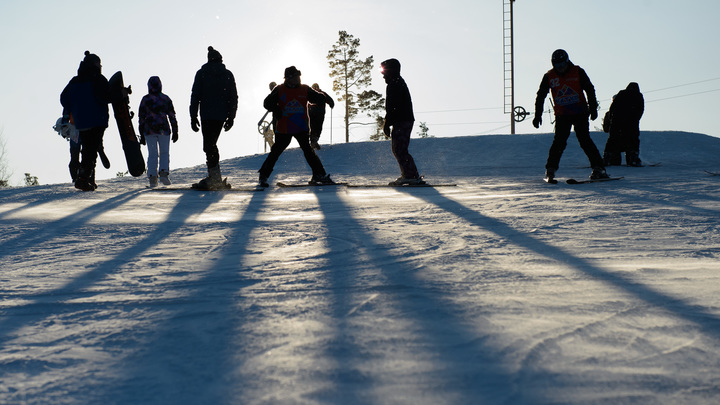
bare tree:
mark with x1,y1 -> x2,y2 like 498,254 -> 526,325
0,129 -> 12,187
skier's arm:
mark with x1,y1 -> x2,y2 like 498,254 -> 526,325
579,68 -> 598,112
263,87 -> 280,112
534,74 -> 550,117
226,72 -> 238,121
189,71 -> 202,119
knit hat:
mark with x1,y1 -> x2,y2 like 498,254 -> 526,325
83,51 -> 101,69
284,66 -> 301,78
207,46 -> 222,62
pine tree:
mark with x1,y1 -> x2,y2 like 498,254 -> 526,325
327,31 -> 385,142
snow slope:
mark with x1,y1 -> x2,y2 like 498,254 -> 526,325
2,131 -> 720,404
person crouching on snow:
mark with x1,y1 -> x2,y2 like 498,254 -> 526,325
139,76 -> 178,187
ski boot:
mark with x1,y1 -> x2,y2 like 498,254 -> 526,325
309,174 -> 335,185
626,151 -> 643,167
148,174 -> 159,188
603,151 -> 621,166
590,167 -> 610,180
389,176 -> 425,186
159,170 -> 172,185
192,165 -> 230,190
544,168 -> 556,183
258,174 -> 270,188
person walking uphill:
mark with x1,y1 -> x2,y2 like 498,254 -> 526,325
308,83 -> 334,150
603,82 -> 645,167
139,76 -> 179,187
190,46 -> 238,190
258,66 -> 334,187
533,49 -> 608,183
381,58 -> 424,186
61,51 -> 111,191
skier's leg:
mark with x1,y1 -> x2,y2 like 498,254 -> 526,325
158,134 -> 171,173
259,133 -> 292,179
391,121 -> 420,179
201,120 -> 223,169
574,115 -> 604,169
295,132 -> 327,177
146,134 -> 160,177
545,116 -> 571,171
69,139 -> 81,182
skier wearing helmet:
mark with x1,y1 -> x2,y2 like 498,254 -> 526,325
533,49 -> 608,182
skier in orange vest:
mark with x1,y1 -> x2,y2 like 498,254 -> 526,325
533,49 -> 608,182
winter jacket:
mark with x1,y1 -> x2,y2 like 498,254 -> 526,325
308,89 -> 334,118
139,76 -> 178,136
264,83 -> 329,134
384,76 -> 415,125
535,63 -> 598,117
60,60 -> 110,131
190,61 -> 238,122
608,82 -> 644,131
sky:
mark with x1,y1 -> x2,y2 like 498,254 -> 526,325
1,0 -> 719,186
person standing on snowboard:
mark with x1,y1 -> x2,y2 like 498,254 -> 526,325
139,76 -> 179,187
533,49 -> 608,182
603,82 -> 645,167
258,66 -> 334,187
190,46 -> 238,190
381,58 -> 423,185
61,51 -> 111,191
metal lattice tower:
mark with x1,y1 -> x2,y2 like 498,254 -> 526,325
503,0 -> 516,134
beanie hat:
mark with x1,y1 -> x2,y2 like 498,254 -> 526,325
284,66 -> 301,78
83,50 -> 101,69
208,46 -> 222,62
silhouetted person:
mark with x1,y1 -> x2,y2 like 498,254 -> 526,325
308,83 -> 334,149
381,58 -> 423,185
190,46 -> 238,190
258,66 -> 334,187
533,49 -> 607,182
603,82 -> 645,166
139,76 -> 179,187
61,51 -> 110,191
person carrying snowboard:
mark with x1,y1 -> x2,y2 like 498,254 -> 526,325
60,51 -> 111,191
258,66 -> 334,187
603,82 -> 645,166
381,58 -> 423,185
308,83 -> 334,150
190,46 -> 238,190
533,49 -> 608,182
139,76 -> 179,187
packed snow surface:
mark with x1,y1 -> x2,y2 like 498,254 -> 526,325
2,131 -> 720,404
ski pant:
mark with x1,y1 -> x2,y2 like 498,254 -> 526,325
259,132 -> 326,179
69,139 -> 81,181
391,121 -> 420,179
145,133 -> 171,177
604,125 -> 640,154
201,120 -> 224,169
78,126 -> 105,178
309,113 -> 326,143
546,114 -> 604,171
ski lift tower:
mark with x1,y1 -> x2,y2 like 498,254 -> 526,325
503,0 -> 525,134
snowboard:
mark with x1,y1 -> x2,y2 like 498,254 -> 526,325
346,183 -> 457,188
566,176 -> 624,184
277,181 -> 348,188
108,71 -> 145,177
704,170 -> 720,176
191,177 -> 233,191
149,182 -> 263,192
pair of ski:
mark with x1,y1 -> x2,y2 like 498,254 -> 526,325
544,176 -> 624,185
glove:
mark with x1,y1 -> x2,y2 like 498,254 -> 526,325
191,116 -> 200,132
224,118 -> 234,132
383,122 -> 391,137
140,134 -> 146,145
172,131 -> 178,143
590,109 -> 598,121
532,116 -> 542,129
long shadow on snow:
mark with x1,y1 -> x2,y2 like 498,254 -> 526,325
401,186 -> 720,397
0,190 -> 228,395
102,190 -> 267,403
314,189 -> 524,404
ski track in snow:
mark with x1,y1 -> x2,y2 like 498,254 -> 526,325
1,132 -> 720,404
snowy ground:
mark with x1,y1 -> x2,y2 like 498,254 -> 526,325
2,131 -> 720,404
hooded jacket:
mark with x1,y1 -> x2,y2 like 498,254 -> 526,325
384,75 -> 415,125
608,82 -> 644,130
60,57 -> 110,131
139,76 -> 178,136
190,61 -> 238,122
